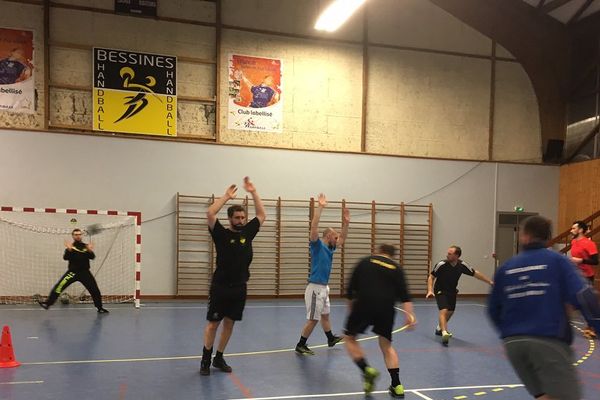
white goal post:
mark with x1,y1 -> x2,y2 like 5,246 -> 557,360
0,206 -> 141,308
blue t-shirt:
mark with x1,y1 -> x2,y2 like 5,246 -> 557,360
488,243 -> 600,344
0,58 -> 26,85
250,85 -> 275,108
308,239 -> 336,285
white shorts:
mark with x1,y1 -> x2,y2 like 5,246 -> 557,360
305,283 -> 330,320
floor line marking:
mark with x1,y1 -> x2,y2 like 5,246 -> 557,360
225,384 -> 524,400
21,308 -> 415,366
0,303 -> 487,311
571,324 -> 595,367
0,381 -> 44,385
413,390 -> 435,400
229,372 -> 253,399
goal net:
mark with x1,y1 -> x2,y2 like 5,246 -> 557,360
0,207 -> 140,307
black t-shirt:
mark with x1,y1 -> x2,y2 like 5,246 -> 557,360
346,255 -> 411,305
63,242 -> 95,273
430,260 -> 475,293
209,217 -> 260,285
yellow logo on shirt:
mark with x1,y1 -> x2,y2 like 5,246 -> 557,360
371,258 -> 396,270
240,237 -> 246,244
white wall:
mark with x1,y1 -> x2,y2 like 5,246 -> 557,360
0,130 -> 559,295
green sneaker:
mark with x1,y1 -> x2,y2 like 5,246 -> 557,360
389,384 -> 405,398
295,344 -> 315,355
327,335 -> 343,347
442,331 -> 452,346
363,366 -> 380,394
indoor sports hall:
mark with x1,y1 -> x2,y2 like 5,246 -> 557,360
1,1 -> 599,400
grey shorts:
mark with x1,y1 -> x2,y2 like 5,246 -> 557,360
504,336 -> 581,400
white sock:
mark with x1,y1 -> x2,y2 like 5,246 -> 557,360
436,325 -> 441,330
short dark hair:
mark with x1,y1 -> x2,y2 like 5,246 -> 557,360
574,220 -> 588,232
227,205 -> 245,218
450,245 -> 462,257
378,244 -> 397,258
72,228 -> 82,235
522,216 -> 552,242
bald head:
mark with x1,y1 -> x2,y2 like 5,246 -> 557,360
322,227 -> 339,247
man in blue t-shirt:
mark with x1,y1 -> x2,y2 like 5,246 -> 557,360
488,216 -> 600,400
239,71 -> 279,108
0,48 -> 32,85
295,193 -> 350,355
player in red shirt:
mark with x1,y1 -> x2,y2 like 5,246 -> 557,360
570,220 -> 599,338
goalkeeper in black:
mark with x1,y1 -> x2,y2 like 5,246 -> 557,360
344,244 -> 415,398
38,228 -> 109,313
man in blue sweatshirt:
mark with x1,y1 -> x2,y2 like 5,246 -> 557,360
488,216 -> 600,400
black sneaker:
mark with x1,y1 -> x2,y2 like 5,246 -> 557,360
327,335 -> 343,347
37,300 -> 49,310
295,344 -> 315,355
435,328 -> 442,336
212,356 -> 232,373
199,360 -> 211,376
97,308 -> 109,314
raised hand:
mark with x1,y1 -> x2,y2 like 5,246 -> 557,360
342,207 -> 350,225
243,176 -> 256,193
317,193 -> 327,208
225,184 -> 238,200
64,240 -> 73,251
87,242 -> 95,252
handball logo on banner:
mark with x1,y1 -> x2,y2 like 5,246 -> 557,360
114,67 -> 159,123
244,118 -> 256,129
93,47 -> 177,137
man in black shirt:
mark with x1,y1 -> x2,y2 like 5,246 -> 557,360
200,177 -> 266,376
38,228 -> 108,313
426,245 -> 493,346
344,244 -> 415,398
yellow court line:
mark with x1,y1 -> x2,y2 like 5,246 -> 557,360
23,307 -> 415,366
571,324 -> 596,367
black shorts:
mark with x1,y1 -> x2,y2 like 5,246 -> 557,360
206,282 -> 247,321
435,291 -> 457,311
344,301 -> 395,342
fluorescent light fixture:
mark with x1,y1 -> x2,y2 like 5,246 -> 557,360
315,0 -> 367,32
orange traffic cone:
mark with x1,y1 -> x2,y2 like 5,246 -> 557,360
0,325 -> 20,368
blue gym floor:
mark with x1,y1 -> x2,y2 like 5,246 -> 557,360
0,300 -> 598,400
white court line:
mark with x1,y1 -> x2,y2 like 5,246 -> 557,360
225,384 -> 524,400
23,308 -> 414,366
0,381 -> 44,385
0,303 -> 487,311
412,391 -> 435,400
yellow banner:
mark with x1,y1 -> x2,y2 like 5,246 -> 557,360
93,89 -> 176,136
93,48 -> 177,136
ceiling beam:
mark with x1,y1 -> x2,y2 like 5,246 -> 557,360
571,6 -> 600,33
542,0 -> 577,13
568,0 -> 594,24
430,0 -> 570,150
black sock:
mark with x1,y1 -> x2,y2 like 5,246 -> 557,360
325,330 -> 335,341
355,358 -> 368,372
215,350 -> 224,360
388,368 -> 401,387
202,346 -> 213,361
298,336 -> 308,347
